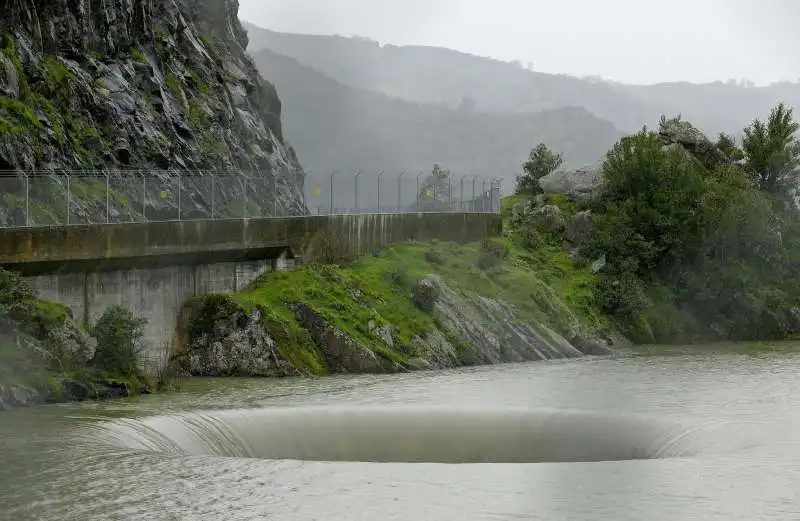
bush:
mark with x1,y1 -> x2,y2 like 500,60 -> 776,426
387,267 -> 411,289
0,267 -> 37,322
424,248 -> 444,265
305,228 -> 353,265
90,306 -> 147,377
593,272 -> 648,320
476,239 -> 509,270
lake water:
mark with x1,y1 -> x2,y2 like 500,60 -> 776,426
2,350 -> 800,520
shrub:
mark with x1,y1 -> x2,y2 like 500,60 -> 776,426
305,228 -> 353,265
0,267 -> 37,321
424,248 -> 444,265
90,306 -> 147,377
593,272 -> 648,320
476,239 -> 509,270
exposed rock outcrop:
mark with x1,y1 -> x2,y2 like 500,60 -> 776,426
178,273 -> 612,378
658,117 -> 728,170
538,166 -> 603,201
0,0 -> 306,225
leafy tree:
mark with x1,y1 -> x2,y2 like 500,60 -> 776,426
715,132 -> 745,162
742,102 -> 800,197
90,306 -> 147,377
515,143 -> 564,195
417,164 -> 454,210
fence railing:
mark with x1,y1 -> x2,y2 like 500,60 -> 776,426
0,170 -> 503,228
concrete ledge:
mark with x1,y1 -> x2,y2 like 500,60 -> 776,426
0,213 -> 502,272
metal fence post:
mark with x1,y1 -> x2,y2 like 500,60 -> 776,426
24,173 -> 29,226
273,174 -> 278,217
142,172 -> 147,222
105,173 -> 110,223
243,173 -> 248,219
472,176 -> 477,213
397,170 -> 404,212
210,172 -> 215,219
330,171 -> 336,214
65,173 -> 70,225
448,176 -> 452,211
416,172 -> 422,211
354,170 -> 362,213
177,172 -> 182,221
377,170 -> 384,213
460,176 -> 465,211
482,180 -> 487,212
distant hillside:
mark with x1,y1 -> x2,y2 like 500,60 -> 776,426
251,47 -> 624,209
243,22 -> 799,136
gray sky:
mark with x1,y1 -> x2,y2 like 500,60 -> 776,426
238,0 -> 798,86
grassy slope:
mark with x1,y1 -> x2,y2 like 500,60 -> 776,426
222,205 -> 611,372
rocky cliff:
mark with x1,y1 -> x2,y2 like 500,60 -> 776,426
0,0 -> 306,225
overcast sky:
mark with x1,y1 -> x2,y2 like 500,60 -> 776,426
238,0 -> 798,86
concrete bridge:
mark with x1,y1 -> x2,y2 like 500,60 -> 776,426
0,212 -> 502,362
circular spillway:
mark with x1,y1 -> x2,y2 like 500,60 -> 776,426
83,406 -> 738,464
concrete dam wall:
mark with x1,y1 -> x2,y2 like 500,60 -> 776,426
0,213 -> 502,366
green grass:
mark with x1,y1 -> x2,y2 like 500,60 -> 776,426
209,234 -> 610,374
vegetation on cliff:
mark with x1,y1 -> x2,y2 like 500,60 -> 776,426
176,234 -> 613,377
0,0 -> 306,226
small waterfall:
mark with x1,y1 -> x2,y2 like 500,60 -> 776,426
83,406 -> 728,464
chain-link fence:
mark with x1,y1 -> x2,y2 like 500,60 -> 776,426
0,170 -> 503,228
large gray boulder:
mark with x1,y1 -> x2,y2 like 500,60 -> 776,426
538,166 -> 604,201
658,117 -> 728,170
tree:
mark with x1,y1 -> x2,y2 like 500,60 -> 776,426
742,102 -> 800,197
417,164 -> 453,210
457,95 -> 475,113
715,132 -> 745,162
90,306 -> 147,377
515,143 -> 564,195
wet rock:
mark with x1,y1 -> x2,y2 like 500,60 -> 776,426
413,278 -> 439,313
565,210 -> 593,248
293,302 -> 394,374
531,204 -> 566,233
0,384 -> 40,410
538,166 -> 603,201
421,275 -> 586,364
658,117 -> 728,170
181,300 -> 296,377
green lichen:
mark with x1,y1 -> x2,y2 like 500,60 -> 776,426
0,94 -> 43,130
132,48 -> 146,64
164,73 -> 184,105
43,57 -> 73,97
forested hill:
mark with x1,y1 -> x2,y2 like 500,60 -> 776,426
243,21 -> 800,137
252,47 -> 623,190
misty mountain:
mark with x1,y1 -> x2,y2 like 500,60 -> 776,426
243,22 -> 799,136
251,47 -> 624,207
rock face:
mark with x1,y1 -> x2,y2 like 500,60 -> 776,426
0,0 -> 306,225
658,117 -> 728,170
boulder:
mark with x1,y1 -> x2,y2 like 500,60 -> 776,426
538,166 -> 604,200
293,302 -> 394,374
565,210 -> 593,247
658,117 -> 728,170
531,204 -> 566,233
